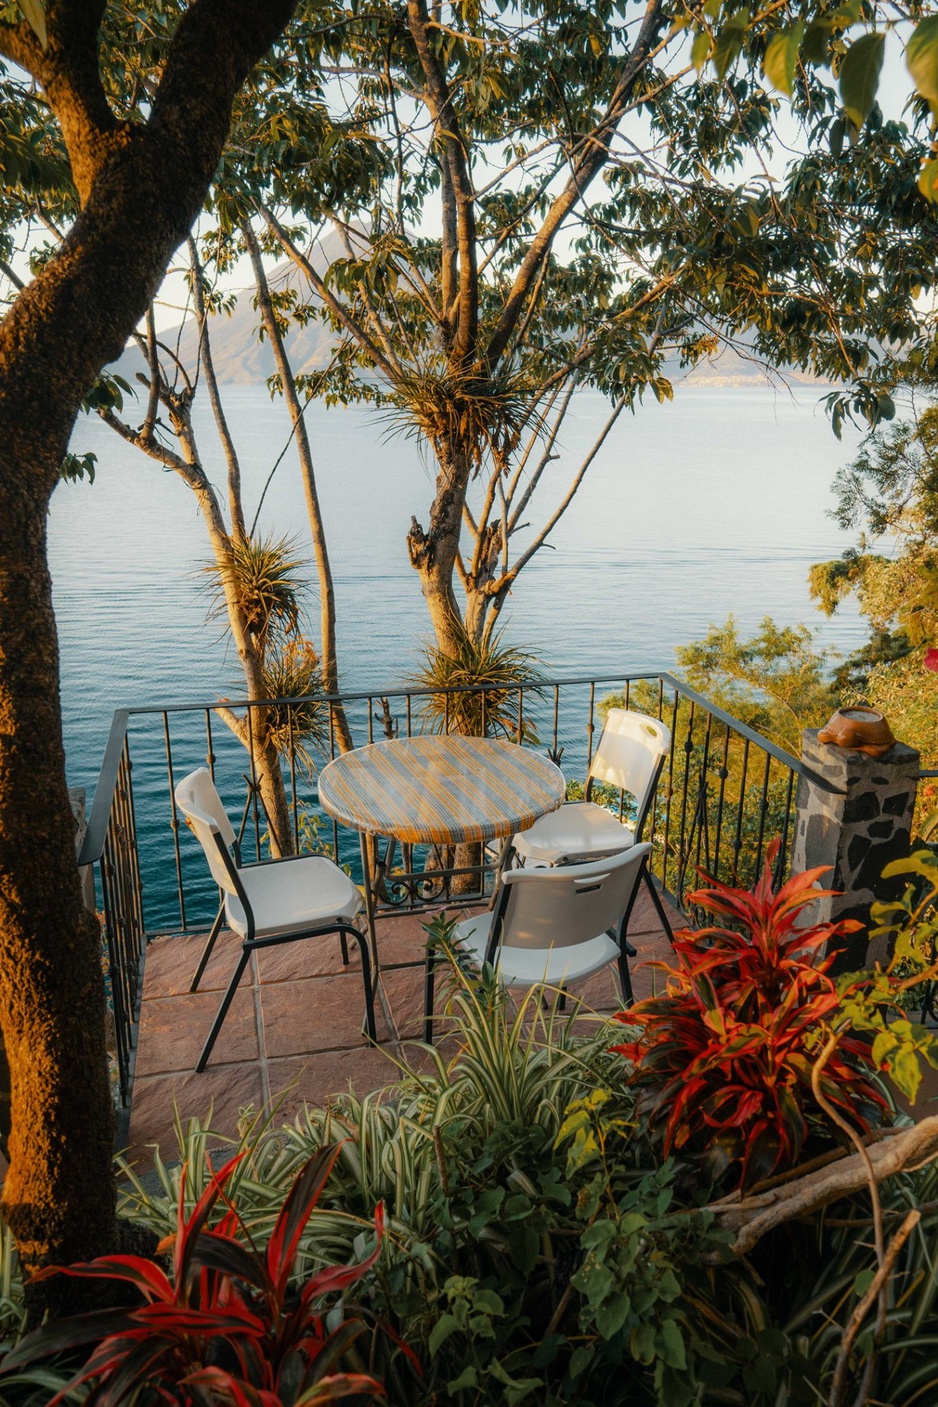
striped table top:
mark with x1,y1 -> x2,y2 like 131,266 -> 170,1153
318,736 -> 566,846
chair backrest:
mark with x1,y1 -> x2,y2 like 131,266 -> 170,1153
174,768 -> 239,894
488,842 -> 652,961
587,709 -> 671,840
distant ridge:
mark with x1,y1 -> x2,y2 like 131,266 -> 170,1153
116,246 -> 828,390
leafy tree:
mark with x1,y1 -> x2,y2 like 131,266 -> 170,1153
648,0 -> 938,442
811,401 -> 938,773
234,0 -> 823,658
8,8 -> 360,851
675,616 -> 835,754
0,0 -> 295,1298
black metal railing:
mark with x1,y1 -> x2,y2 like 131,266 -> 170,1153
80,672 -> 838,1104
78,711 -> 145,1106
79,671 -> 829,1112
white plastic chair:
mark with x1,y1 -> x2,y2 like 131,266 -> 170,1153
424,842 -> 652,1041
510,708 -> 673,937
175,768 -> 376,1072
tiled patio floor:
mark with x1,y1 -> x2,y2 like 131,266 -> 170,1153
124,884 -> 682,1170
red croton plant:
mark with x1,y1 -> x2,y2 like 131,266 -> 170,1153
613,844 -> 892,1190
0,1144 -> 394,1406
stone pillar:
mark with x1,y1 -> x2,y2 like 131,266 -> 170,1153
790,730 -> 920,972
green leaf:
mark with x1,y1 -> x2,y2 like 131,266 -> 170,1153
839,32 -> 885,129
907,16 -> 938,114
447,1366 -> 479,1392
17,0 -> 46,49
508,1223 -> 539,1274
595,1292 -> 632,1339
472,1289 -> 505,1316
763,22 -> 804,96
657,1318 -> 687,1370
581,1219 -> 618,1250
889,1045 -> 923,1102
630,1320 -> 657,1364
712,11 -> 749,81
802,20 -> 831,66
691,29 -> 711,73
584,1264 -> 615,1305
919,158 -> 938,204
832,0 -> 863,25
429,1313 -> 461,1357
568,1345 -> 594,1379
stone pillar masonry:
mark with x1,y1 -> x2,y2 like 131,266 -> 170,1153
790,730 -> 921,974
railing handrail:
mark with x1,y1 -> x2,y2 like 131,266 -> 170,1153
74,669 -> 820,1116
119,668 -> 818,776
78,709 -> 129,867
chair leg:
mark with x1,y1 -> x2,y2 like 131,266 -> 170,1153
617,946 -> 634,1008
643,867 -> 674,944
196,947 -> 251,1072
342,926 -> 377,1043
190,903 -> 225,993
339,930 -> 350,966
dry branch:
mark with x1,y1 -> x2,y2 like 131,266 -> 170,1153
709,1115 -> 938,1257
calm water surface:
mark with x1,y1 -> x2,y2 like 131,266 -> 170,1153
51,383 -> 865,793
49,383 -> 869,926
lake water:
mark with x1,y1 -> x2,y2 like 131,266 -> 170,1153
49,382 -> 866,924
50,382 -> 866,781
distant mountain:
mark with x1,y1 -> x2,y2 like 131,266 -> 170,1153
115,248 -> 828,390
115,256 -> 335,387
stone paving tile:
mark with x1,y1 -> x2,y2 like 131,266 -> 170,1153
628,883 -> 682,936
573,966 -> 623,1011
135,987 -> 259,1077
127,892 -> 678,1172
266,1048 -> 404,1120
259,972 -> 392,1058
125,1062 -> 264,1170
379,966 -> 429,1042
143,929 -> 242,998
372,909 -> 443,965
254,931 -> 362,984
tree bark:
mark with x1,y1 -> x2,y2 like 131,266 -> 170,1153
0,449 -> 115,1284
242,222 -> 354,755
407,437 -> 475,652
0,0 -> 296,1293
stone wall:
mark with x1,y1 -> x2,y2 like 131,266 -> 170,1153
790,730 -> 920,972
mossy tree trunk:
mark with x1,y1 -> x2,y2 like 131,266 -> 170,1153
0,0 -> 294,1300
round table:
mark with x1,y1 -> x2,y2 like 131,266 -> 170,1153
318,736 -> 566,963
318,735 -> 566,846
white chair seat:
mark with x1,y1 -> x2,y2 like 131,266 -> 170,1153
225,855 -> 363,938
454,910 -> 621,987
513,802 -> 634,866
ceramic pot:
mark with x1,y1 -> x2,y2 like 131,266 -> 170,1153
817,707 -> 896,758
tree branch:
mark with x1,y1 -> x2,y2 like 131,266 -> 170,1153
709,1116 -> 938,1258
406,0 -> 477,364
492,393 -> 627,592
484,0 -> 667,370
187,235 -> 246,541
257,202 -> 397,382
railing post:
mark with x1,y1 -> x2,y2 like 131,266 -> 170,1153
790,729 -> 921,971
69,787 -> 96,913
